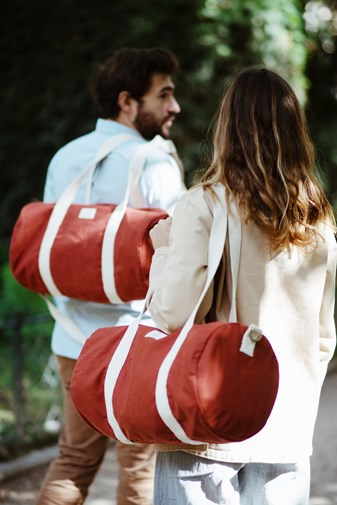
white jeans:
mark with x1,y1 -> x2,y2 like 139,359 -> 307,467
154,451 -> 310,505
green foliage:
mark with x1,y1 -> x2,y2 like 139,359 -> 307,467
303,0 -> 337,207
199,0 -> 307,93
178,0 -> 309,183
0,0 -> 310,241
0,263 -> 53,384
0,0 -> 205,239
0,263 -> 56,457
0,264 -> 47,318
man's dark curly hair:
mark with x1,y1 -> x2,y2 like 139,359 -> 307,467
91,48 -> 179,119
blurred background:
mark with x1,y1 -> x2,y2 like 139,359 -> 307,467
0,0 -> 337,461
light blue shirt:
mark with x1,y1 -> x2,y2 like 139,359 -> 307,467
44,119 -> 184,359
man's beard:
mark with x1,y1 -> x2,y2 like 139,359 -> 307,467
135,109 -> 174,140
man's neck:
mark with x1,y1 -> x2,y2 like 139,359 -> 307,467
112,113 -> 138,132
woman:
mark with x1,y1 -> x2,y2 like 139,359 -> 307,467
147,67 -> 337,505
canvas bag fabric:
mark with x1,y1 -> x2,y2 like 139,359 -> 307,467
70,185 -> 279,445
9,134 -> 171,305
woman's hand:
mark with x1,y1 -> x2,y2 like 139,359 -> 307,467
150,217 -> 172,250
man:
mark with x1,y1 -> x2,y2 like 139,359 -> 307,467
36,47 -> 184,505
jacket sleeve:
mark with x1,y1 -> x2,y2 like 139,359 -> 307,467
319,231 -> 337,363
147,189 -> 214,333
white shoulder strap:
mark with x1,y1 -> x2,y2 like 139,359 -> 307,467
42,295 -> 87,344
228,197 -> 241,322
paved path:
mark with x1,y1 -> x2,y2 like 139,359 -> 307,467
1,371 -> 336,504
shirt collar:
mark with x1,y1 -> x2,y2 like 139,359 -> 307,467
95,118 -> 142,139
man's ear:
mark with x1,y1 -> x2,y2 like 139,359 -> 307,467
118,91 -> 138,121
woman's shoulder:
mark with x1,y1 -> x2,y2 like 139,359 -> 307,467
176,185 -> 214,213
317,222 -> 337,252
170,186 -> 215,232
324,228 -> 337,259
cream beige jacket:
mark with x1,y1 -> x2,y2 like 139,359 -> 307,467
148,186 -> 337,463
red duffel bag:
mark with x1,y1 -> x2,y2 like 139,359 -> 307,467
71,187 -> 279,445
9,134 -> 170,304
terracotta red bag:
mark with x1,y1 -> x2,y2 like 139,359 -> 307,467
71,187 -> 279,445
9,202 -> 167,303
9,134 -> 170,304
71,321 -> 279,445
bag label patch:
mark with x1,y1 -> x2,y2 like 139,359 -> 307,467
78,208 -> 97,220
145,330 -> 168,340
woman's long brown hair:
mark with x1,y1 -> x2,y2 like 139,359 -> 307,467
201,67 -> 335,252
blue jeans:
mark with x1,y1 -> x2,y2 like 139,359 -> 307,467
154,451 -> 310,505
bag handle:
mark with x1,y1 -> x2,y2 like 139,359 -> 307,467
103,184 -> 242,444
100,135 -> 177,304
155,185 -> 240,444
39,133 -> 137,297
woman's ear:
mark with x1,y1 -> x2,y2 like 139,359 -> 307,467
118,91 -> 138,121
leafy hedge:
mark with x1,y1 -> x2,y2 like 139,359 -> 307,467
0,0 -> 310,244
